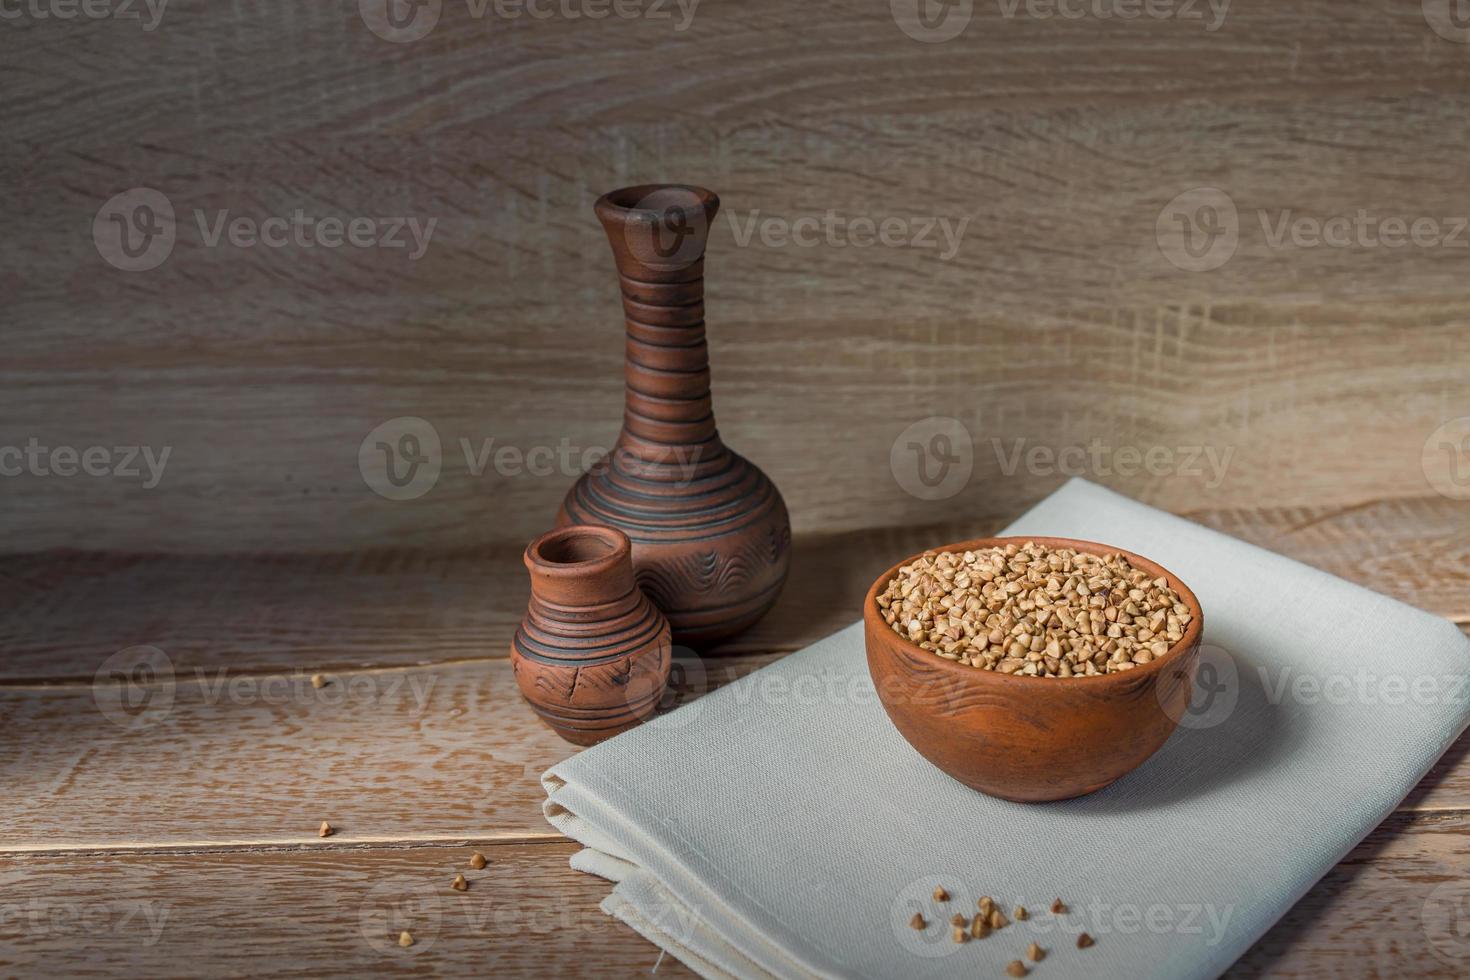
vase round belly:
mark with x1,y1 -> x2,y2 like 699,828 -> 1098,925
557,184 -> 791,648
511,524 -> 672,745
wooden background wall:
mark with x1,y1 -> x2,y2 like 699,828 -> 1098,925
4,0 -> 1468,554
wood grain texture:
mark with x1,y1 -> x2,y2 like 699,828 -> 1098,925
0,548 -> 527,680
5,3 -> 1469,976
3,495 -> 1464,680
2,519 -> 1468,973
2,818 -> 1468,979
8,269 -> 1467,555
5,2 -> 1470,143
1227,813 -> 1470,978
0,841 -> 696,979
4,4 -> 1470,552
6,645 -> 1469,854
0,656 -> 779,851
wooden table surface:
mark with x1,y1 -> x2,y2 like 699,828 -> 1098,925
6,2 -> 1470,976
4,496 -> 1469,978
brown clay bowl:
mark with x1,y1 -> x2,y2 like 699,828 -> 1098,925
864,536 -> 1204,802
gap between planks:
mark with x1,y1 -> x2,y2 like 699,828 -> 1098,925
0,832 -> 571,859
0,649 -> 803,690
9,812 -> 1470,861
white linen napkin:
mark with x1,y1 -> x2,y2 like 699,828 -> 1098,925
541,478 -> 1470,979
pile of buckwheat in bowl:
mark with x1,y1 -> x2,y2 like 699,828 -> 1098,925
874,541 -> 1193,677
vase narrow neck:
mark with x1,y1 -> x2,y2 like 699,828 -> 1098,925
523,525 -> 639,611
595,185 -> 727,470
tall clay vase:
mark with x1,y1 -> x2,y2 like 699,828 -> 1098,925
558,184 -> 791,648
512,525 -> 672,746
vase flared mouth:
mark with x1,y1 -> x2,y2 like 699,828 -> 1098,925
596,184 -> 719,222
526,524 -> 630,576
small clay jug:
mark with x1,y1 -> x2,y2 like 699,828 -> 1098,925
511,524 -> 672,746
558,184 -> 791,647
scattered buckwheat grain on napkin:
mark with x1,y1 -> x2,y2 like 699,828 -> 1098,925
542,479 -> 1470,979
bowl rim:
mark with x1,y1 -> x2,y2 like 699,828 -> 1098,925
863,535 -> 1204,687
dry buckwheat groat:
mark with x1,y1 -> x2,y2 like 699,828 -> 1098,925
876,542 -> 1192,677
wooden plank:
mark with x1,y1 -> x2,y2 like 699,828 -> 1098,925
5,2 -> 1470,146
1406,731 -> 1470,815
6,9 -> 1470,555
3,496 -> 1465,680
7,292 -> 1468,553
0,841 -> 695,979
1181,497 -> 1470,625
1227,812 -> 1470,978
0,656 -> 779,852
0,548 -> 531,681
3,499 -> 1467,851
0,657 -> 572,850
3,816 -> 1468,979
6,645 -> 1470,854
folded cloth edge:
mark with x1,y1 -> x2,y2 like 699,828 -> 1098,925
543,764 -> 845,979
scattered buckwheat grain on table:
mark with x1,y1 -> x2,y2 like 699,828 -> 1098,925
876,542 -> 1192,676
